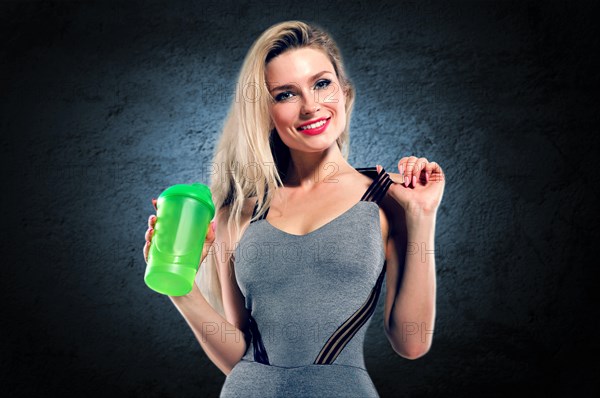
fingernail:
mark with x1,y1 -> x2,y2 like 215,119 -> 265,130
425,171 -> 429,182
404,176 -> 410,186
412,175 -> 416,186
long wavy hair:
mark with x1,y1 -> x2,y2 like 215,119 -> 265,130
196,20 -> 356,317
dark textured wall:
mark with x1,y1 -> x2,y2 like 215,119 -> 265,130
2,0 -> 598,397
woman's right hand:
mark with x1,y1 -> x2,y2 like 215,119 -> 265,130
143,198 -> 217,265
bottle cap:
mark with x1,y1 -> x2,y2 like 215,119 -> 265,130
157,183 -> 215,220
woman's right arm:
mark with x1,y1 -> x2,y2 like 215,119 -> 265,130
168,282 -> 247,376
143,204 -> 247,376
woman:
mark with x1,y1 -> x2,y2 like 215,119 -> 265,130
143,20 -> 445,397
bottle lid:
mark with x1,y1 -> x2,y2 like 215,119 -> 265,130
157,183 -> 215,220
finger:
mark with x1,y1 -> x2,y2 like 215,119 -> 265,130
143,241 -> 150,263
152,198 -> 157,211
424,161 -> 437,183
413,157 -> 429,184
403,156 -> 419,187
397,157 -> 409,180
201,221 -> 217,261
205,220 -> 216,242
398,159 -> 408,185
145,227 -> 154,242
148,214 -> 156,228
429,161 -> 444,182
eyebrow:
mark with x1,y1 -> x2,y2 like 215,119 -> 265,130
268,70 -> 334,93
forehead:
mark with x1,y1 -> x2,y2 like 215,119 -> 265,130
265,47 -> 334,82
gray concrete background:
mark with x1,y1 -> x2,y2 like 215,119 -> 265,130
1,0 -> 598,397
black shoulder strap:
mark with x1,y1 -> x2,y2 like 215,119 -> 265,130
356,166 -> 393,204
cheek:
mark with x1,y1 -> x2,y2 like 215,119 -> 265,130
329,92 -> 346,114
324,86 -> 345,111
271,105 -> 298,127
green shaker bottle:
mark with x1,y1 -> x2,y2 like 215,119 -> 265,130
144,183 -> 215,296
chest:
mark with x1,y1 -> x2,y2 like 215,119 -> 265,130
234,202 -> 387,307
263,185 -> 389,243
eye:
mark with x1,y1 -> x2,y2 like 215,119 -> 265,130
273,79 -> 332,103
274,91 -> 294,102
315,79 -> 331,89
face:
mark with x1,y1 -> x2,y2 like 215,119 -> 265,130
265,47 -> 347,153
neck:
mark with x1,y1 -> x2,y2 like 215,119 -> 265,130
284,144 -> 353,190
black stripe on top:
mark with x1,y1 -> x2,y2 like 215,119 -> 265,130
247,314 -> 270,365
356,166 -> 394,204
313,261 -> 387,365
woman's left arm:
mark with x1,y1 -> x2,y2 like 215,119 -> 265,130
378,158 -> 445,360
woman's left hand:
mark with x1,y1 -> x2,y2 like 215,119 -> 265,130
377,157 -> 445,218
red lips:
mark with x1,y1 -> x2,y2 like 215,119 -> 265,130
296,117 -> 331,136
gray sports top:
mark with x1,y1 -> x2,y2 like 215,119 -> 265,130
220,166 -> 393,397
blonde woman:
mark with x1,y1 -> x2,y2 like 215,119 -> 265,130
143,20 -> 445,397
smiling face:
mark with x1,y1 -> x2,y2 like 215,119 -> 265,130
265,47 -> 347,153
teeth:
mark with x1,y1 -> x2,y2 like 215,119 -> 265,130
298,119 -> 327,130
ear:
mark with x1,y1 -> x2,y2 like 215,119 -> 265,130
338,84 -> 348,104
343,84 -> 351,99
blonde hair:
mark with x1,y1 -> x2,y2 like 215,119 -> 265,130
196,20 -> 356,317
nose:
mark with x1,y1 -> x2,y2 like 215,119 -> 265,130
301,93 -> 321,115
